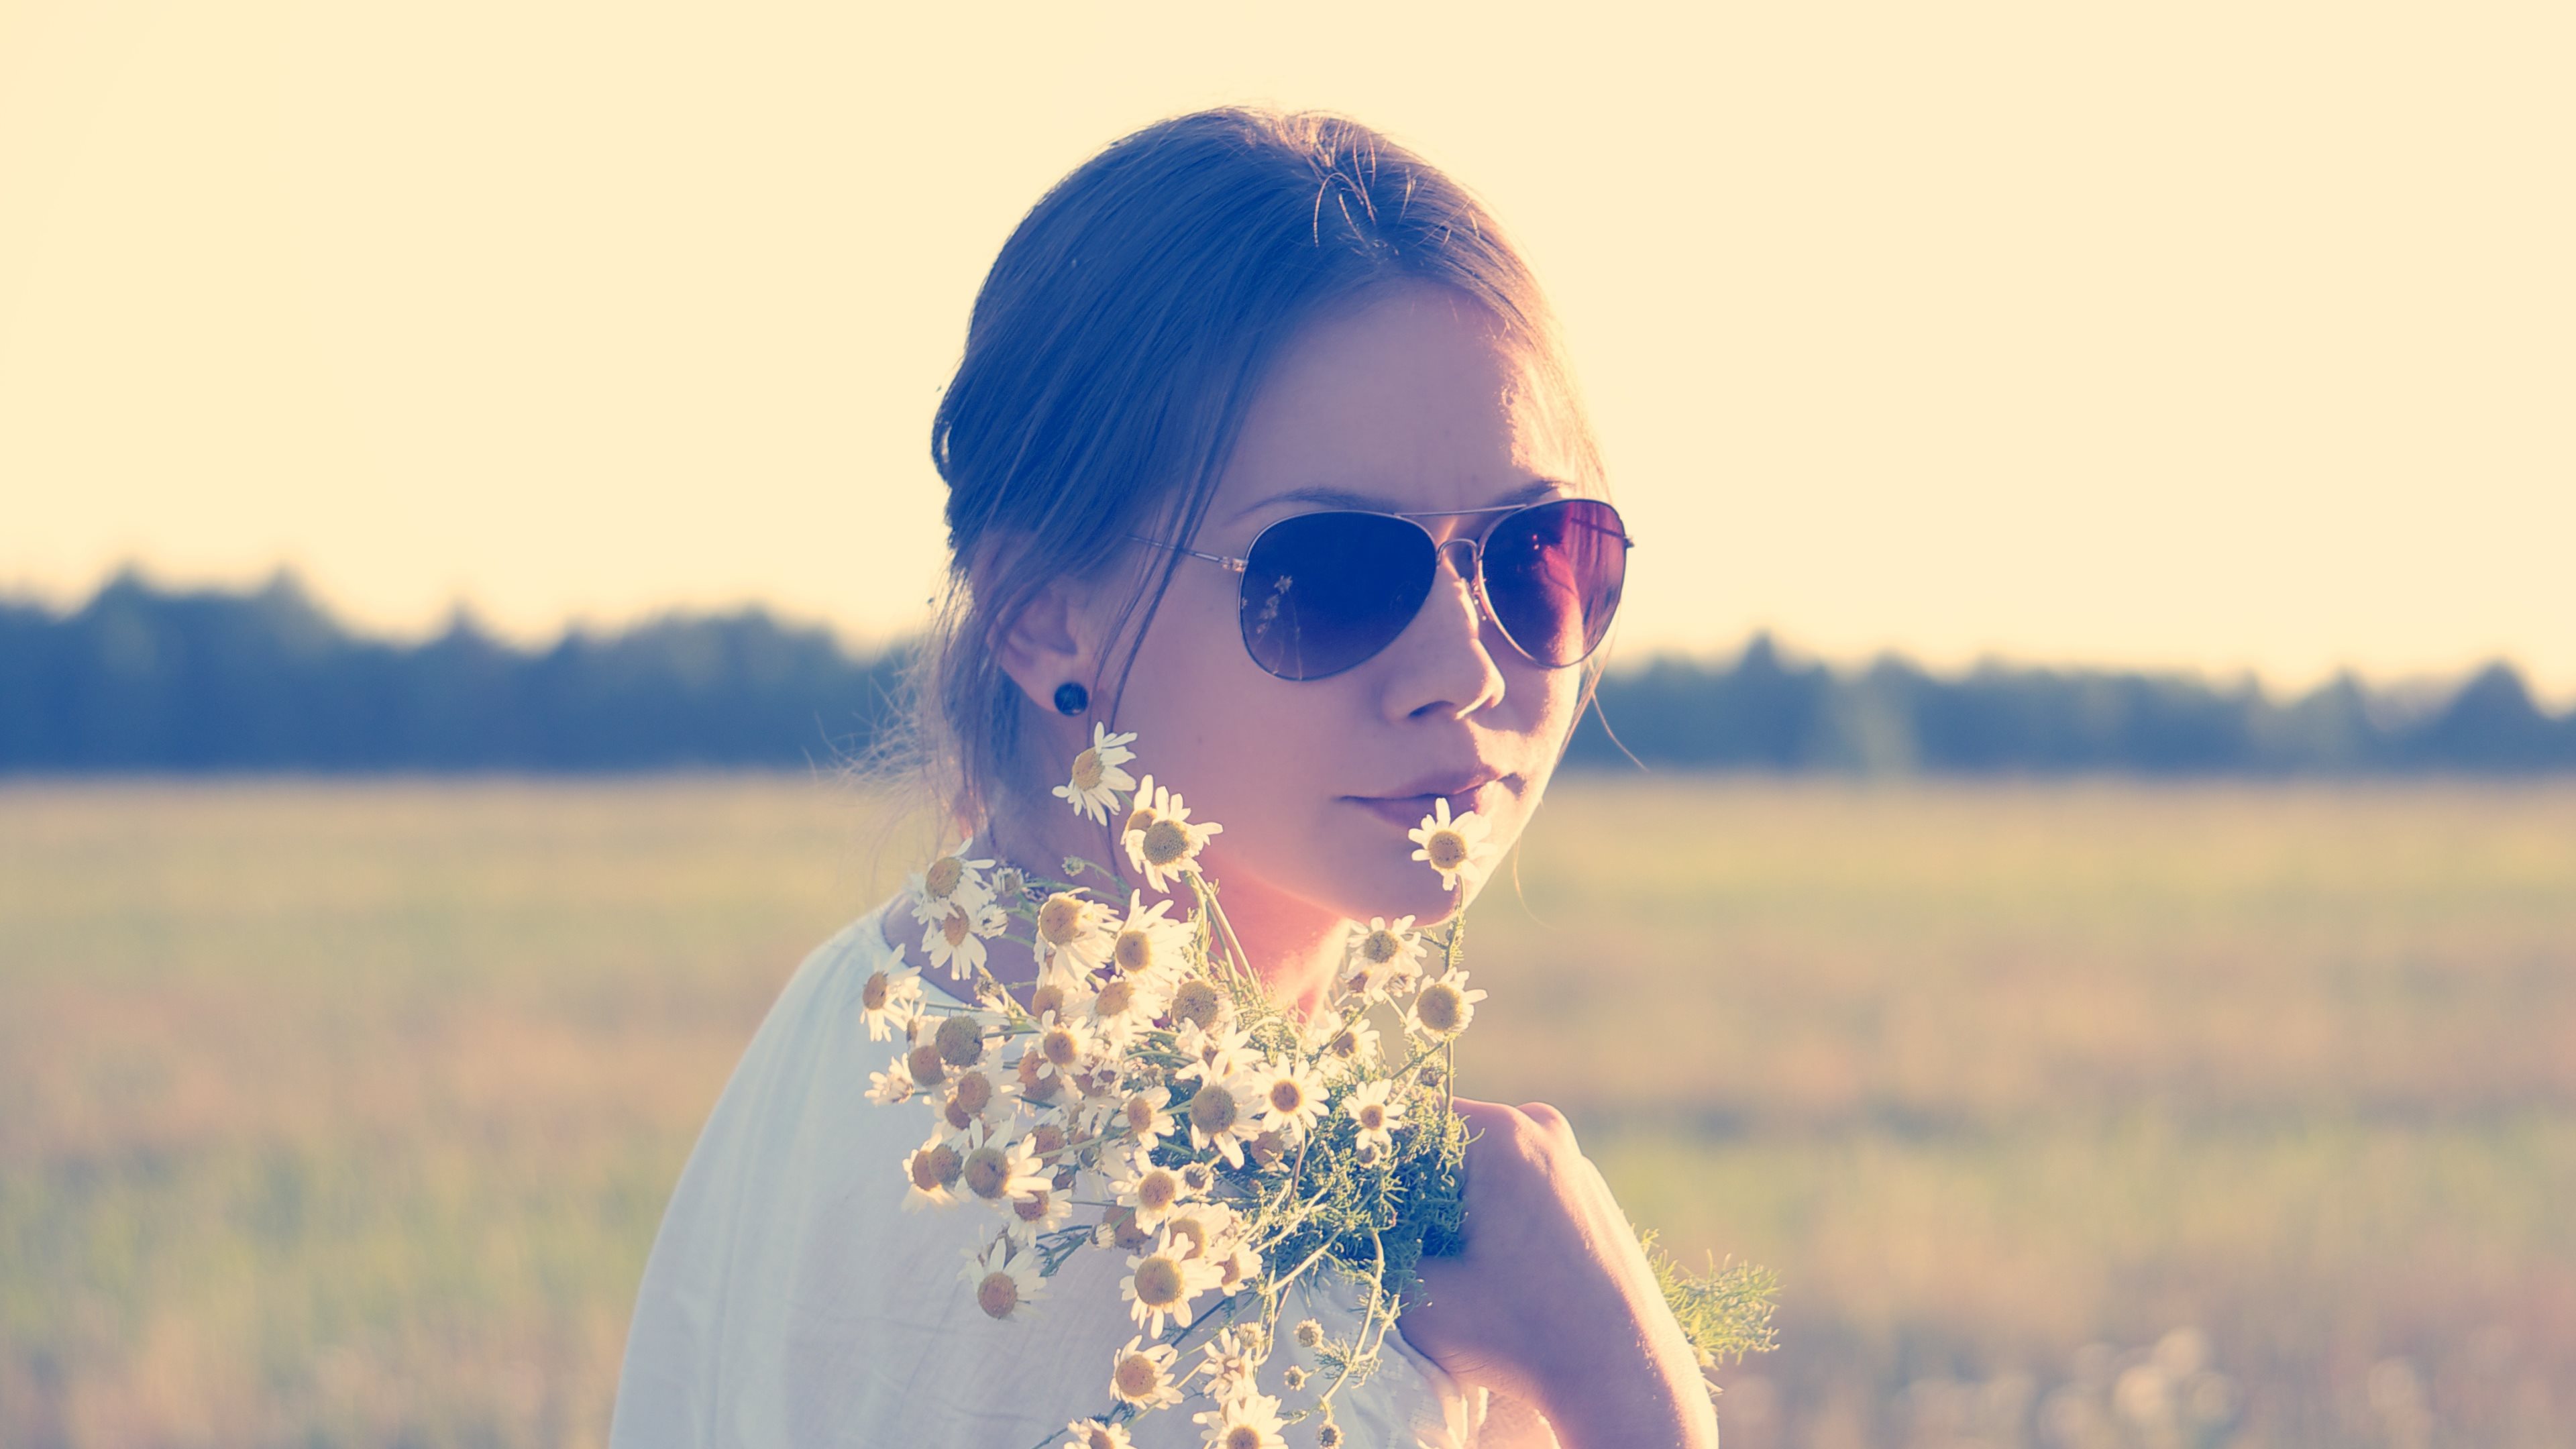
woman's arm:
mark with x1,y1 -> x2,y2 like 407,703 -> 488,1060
1398,1098 -> 1717,1449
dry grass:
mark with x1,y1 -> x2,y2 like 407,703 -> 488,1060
3,776 -> 2571,1447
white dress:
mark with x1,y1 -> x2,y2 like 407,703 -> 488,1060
609,899 -> 1491,1448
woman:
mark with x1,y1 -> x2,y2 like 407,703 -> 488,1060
612,107 -> 1714,1448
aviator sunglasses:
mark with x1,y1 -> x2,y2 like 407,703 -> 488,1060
1132,496 -> 1632,682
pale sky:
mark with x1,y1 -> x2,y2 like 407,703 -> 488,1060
3,2 -> 2569,695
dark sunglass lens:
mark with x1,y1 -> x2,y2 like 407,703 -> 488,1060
1481,499 -> 1628,666
1238,512 -> 1434,680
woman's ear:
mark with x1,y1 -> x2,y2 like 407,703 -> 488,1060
994,578 -> 1099,714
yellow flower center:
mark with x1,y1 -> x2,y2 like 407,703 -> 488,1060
1124,1094 -> 1159,1132
1038,893 -> 1089,945
1095,977 -> 1136,1018
962,1145 -> 1010,1199
1136,1169 -> 1179,1212
1131,1254 -> 1184,1309
861,971 -> 890,1010
1141,818 -> 1192,868
1362,928 -> 1403,963
1070,748 -> 1105,791
1165,1216 -> 1209,1258
1079,1428 -> 1117,1449
924,856 -> 964,900
1426,830 -> 1470,871
975,1270 -> 1019,1318
1029,1121 -> 1067,1156
1179,1163 -> 1214,1193
1014,1189 -> 1054,1224
1187,1085 -> 1237,1137
1267,1079 -> 1305,1114
1114,928 -> 1154,972
994,867 -> 1027,898
1327,1028 -> 1361,1060
1356,1102 -> 1387,1130
1170,979 -> 1223,1028
935,1014 -> 986,1066
1224,1426 -> 1263,1449
951,1069 -> 994,1114
1416,982 -> 1465,1034
1014,1049 -> 1056,1099
941,907 -> 972,947
1122,804 -> 1158,840
1030,981 -> 1068,1021
906,1044 -> 948,1085
1113,1352 -> 1163,1399
943,1096 -> 973,1131
1040,1025 -> 1082,1069
908,1142 -> 961,1191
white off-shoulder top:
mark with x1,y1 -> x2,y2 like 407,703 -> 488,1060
609,900 -> 1495,1448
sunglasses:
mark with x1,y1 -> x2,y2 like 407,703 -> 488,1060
1132,496 -> 1632,681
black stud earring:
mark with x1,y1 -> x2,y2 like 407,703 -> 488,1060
1053,682 -> 1088,716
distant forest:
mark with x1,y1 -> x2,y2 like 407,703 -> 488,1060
3,573 -> 2571,775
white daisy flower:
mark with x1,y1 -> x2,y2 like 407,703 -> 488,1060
1159,1199 -> 1242,1265
1053,722 -> 1140,826
1191,1390 -> 1287,1449
899,1130 -> 964,1212
910,846 -> 996,919
1406,966 -> 1489,1041
959,1238 -> 1047,1320
1210,1236 -> 1263,1297
1181,1073 -> 1265,1169
1122,777 -> 1224,892
1250,1056 -> 1328,1142
955,1119 -> 1049,1206
1109,1151 -> 1197,1232
1087,959 -> 1171,1044
1190,1326 -> 1260,1404
865,1055 -> 917,1105
1172,1022 -> 1258,1088
935,1063 -> 1018,1134
991,863 -> 1034,904
1060,1420 -> 1136,1449
1301,1009 -> 1380,1080
1106,890 -> 1191,985
1121,1228 -> 1220,1337
1341,1078 -> 1407,1153
1407,797 -> 1494,892
1002,1181 -> 1073,1249
1108,1334 -> 1185,1410
1034,890 -> 1114,976
1340,915 -> 1426,1002
857,955 -> 924,1041
1112,1084 -> 1179,1152
922,898 -> 1009,981
1030,1010 -> 1099,1079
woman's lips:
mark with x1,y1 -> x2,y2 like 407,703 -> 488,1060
1344,779 -> 1507,832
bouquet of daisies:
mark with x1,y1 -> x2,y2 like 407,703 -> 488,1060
859,726 -> 1771,1449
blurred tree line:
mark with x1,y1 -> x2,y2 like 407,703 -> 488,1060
3,572 -> 2571,774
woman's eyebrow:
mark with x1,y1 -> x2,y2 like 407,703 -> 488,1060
1227,477 -> 1569,522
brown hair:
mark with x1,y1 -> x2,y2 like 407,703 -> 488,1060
890,106 -> 1605,835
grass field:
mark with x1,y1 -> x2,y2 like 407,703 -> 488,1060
3,777 -> 2572,1448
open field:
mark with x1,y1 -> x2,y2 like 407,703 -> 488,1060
4,777 -> 2573,1447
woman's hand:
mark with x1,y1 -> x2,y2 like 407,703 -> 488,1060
1398,1097 -> 1717,1449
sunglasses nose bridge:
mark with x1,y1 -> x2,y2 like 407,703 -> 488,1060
1433,533 -> 1500,625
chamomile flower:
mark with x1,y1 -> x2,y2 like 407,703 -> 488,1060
1122,1228 -> 1221,1337
1182,1073 -> 1264,1168
936,1063 -> 1017,1133
1340,915 -> 1426,1001
1034,891 -> 1114,975
956,1120 -> 1049,1206
1060,1421 -> 1135,1449
900,1130 -> 964,1212
1407,797 -> 1494,892
1113,1084 -> 1179,1152
1159,1200 -> 1242,1265
858,957 -> 924,1041
959,1238 -> 1046,1320
1106,890 -> 1191,985
1341,1078 -> 1408,1153
1108,1335 -> 1185,1410
1109,1152 -> 1197,1232
991,863 -> 1034,903
922,898 -> 1009,981
1123,779 -> 1224,893
1054,722 -> 1140,826
866,1055 -> 917,1106
1406,966 -> 1489,1040
1210,1236 -> 1263,1297
1301,1009 -> 1380,1080
1087,961 -> 1169,1043
1191,1326 -> 1260,1403
1002,1182 -> 1073,1248
1031,1011 -> 1099,1078
1250,1057 -> 1328,1141
1165,974 -> 1232,1032
1192,1390 -> 1288,1449
911,847 -> 996,919
1173,1022 -> 1258,1087
1117,777 -> 1162,873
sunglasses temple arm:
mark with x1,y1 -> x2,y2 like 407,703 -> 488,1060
1128,534 -> 1248,573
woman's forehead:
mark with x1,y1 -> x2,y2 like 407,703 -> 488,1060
1208,285 -> 1591,527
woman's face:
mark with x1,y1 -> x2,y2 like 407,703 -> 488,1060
1097,284 -> 1600,929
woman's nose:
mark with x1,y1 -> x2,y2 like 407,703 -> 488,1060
1382,536 -> 1506,719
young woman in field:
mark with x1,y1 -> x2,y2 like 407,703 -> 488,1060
611,107 -> 1711,1448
